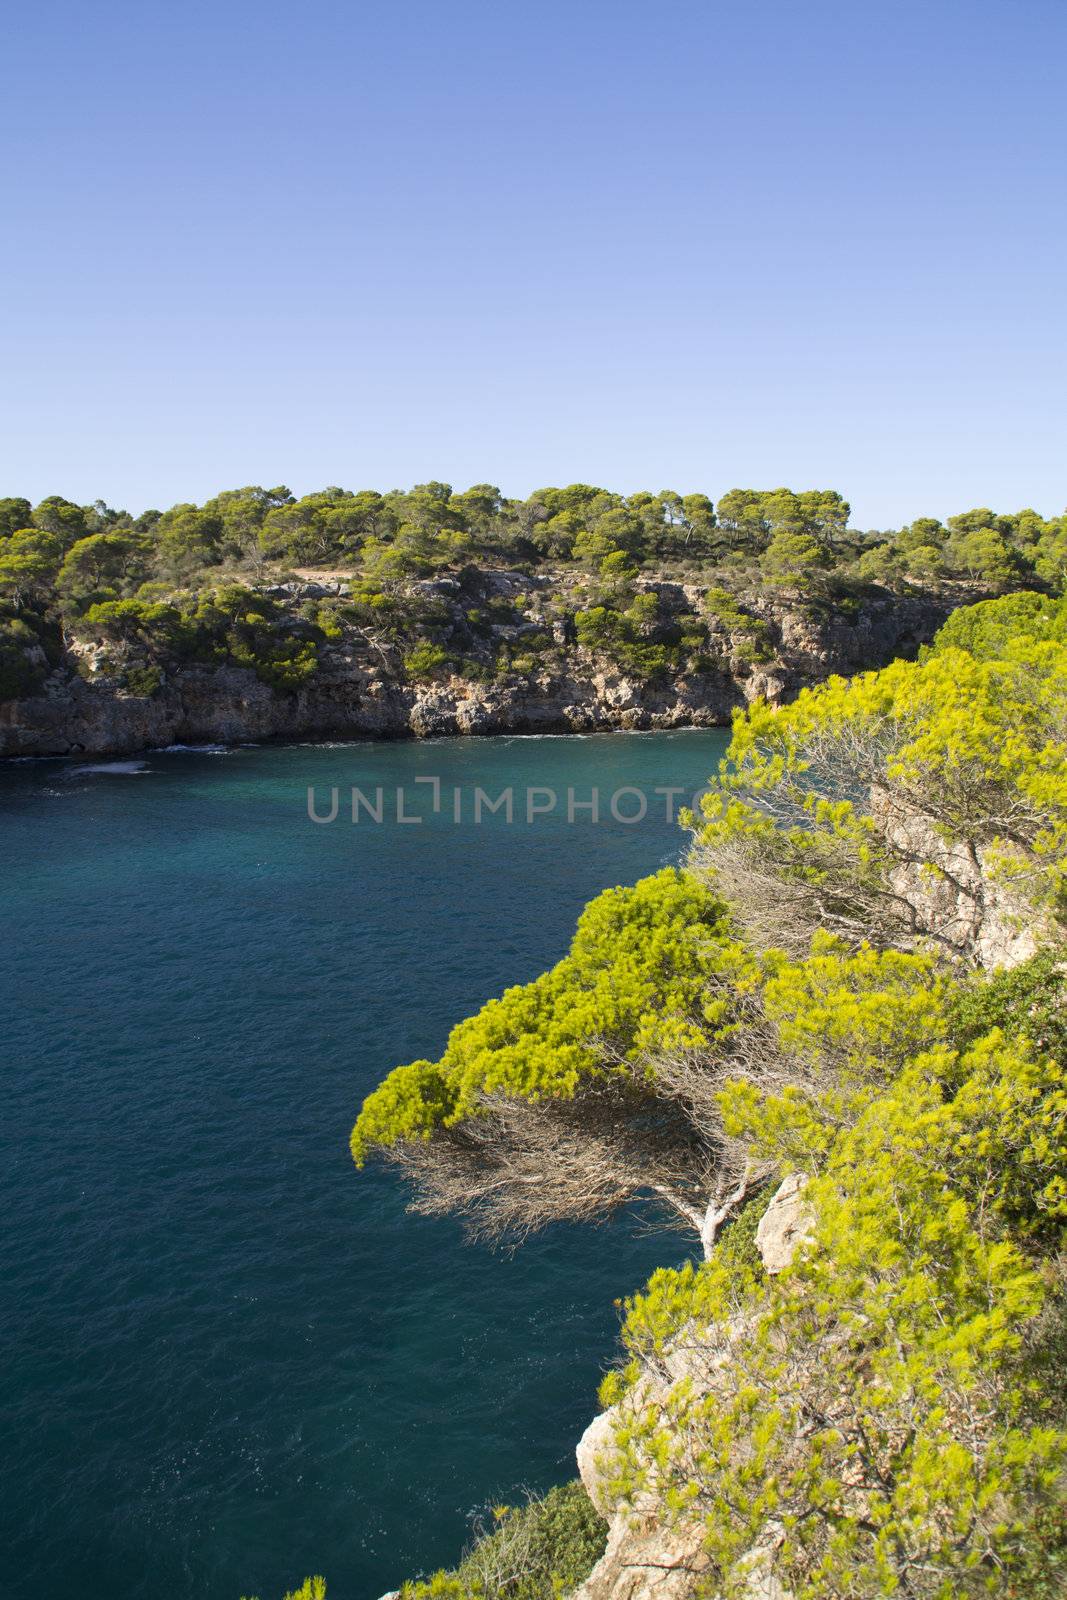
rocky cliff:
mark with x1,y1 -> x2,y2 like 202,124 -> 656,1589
0,572 -> 949,759
573,1177 -> 812,1600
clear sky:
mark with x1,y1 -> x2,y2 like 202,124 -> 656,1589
2,0 -> 1064,528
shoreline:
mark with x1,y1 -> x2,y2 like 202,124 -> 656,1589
0,585 -> 955,762
0,706 -> 735,764
0,673 -> 745,762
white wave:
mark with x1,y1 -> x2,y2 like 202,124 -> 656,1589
66,760 -> 150,776
498,732 -> 591,742
153,743 -> 231,755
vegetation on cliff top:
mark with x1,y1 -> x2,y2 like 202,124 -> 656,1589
1,484 -> 1065,702
349,591 -> 1067,1597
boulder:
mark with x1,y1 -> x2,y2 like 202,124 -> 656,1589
755,1175 -> 813,1275
576,1406 -> 620,1518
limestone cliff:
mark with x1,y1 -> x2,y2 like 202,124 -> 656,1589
0,572 -> 948,759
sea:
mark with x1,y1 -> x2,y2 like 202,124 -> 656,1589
0,729 -> 729,1600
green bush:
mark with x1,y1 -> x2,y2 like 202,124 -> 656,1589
573,605 -> 615,651
730,635 -> 774,668
400,1483 -> 606,1600
709,1182 -> 776,1279
241,1576 -> 326,1600
701,589 -> 773,662
931,590 -> 1067,661
0,614 -> 46,699
948,948 -> 1067,1064
123,664 -> 163,697
573,599 -> 676,680
74,587 -> 327,692
404,641 -> 450,681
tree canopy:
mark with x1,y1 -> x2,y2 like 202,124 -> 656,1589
691,594 -> 1067,956
1,483 -> 1064,617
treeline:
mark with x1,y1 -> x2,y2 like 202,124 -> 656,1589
3,482 -> 1065,707
2,483 -> 1066,604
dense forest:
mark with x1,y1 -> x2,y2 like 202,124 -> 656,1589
1,482 -> 1065,705
339,589 -> 1067,1600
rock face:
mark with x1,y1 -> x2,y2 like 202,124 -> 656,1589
0,586 -> 949,759
575,1409 -> 619,1520
575,1388 -> 793,1600
875,787 -> 1045,968
575,1388 -> 714,1600
572,1180 -> 814,1600
754,1174 -> 813,1276
573,1505 -> 712,1600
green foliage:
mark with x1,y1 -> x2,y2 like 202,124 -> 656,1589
572,604 -> 614,651
572,591 -> 677,680
152,504 -> 224,577
399,1483 -> 606,1600
122,664 -> 163,697
346,586 -> 1067,1599
708,1183 -> 776,1280
760,529 -> 830,587
931,589 -> 1067,661
0,529 -> 64,601
55,531 -> 151,610
259,488 -> 384,564
73,587 -> 327,691
699,589 -> 774,665
0,612 -> 47,697
702,587 -> 760,631
0,483 -> 1062,723
947,526 -> 1025,588
241,1578 -> 326,1600
0,481 -> 1059,612
31,494 -> 92,544
607,961 -> 1067,1595
948,947 -> 1067,1064
716,488 -> 849,557
352,869 -> 745,1163
0,497 -> 32,539
693,603 -> 1067,945
403,641 -> 451,680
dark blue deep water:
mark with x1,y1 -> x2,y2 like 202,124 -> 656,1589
0,731 -> 728,1600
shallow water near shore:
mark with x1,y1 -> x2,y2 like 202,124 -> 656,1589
0,729 -> 727,1600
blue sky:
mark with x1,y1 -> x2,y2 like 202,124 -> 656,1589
2,0 -> 1064,527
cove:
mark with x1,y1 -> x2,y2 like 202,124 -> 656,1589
0,729 -> 727,1600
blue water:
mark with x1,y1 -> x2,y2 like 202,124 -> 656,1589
0,731 -> 728,1600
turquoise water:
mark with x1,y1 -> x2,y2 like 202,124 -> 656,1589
0,730 -> 728,1600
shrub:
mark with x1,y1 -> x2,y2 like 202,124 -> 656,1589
400,1483 -> 606,1600
241,1578 -> 326,1600
948,947 -> 1067,1064
702,588 -> 772,653
0,614 -> 46,699
404,642 -> 450,681
123,664 -> 163,698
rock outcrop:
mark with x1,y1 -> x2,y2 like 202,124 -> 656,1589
875,786 -> 1045,968
572,1185 -> 811,1600
753,1174 -> 813,1276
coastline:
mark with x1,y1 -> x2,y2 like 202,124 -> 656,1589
0,586 -> 952,761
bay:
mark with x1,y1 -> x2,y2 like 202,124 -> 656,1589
0,729 -> 728,1600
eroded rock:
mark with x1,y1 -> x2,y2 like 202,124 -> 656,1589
755,1174 -> 813,1275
